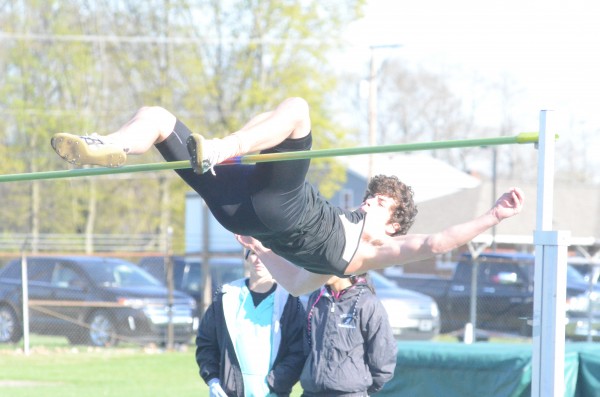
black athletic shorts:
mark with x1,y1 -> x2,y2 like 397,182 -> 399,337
155,119 -> 312,237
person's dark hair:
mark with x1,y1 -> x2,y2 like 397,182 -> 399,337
364,174 -> 418,236
350,272 -> 376,294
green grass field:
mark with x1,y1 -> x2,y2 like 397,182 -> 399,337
0,337 -> 303,397
0,335 -> 530,396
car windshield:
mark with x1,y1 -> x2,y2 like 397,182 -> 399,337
368,271 -> 398,290
566,265 -> 587,284
180,260 -> 245,293
86,260 -> 162,288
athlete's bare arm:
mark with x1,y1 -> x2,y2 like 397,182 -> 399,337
236,235 -> 330,296
346,187 -> 525,274
238,187 -> 524,283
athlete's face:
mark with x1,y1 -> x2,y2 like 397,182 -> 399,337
359,194 -> 400,237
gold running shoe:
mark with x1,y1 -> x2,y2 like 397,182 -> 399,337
50,133 -> 127,167
186,133 -> 220,175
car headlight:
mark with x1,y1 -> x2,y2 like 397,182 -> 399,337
430,302 -> 439,318
188,298 -> 197,310
380,299 -> 409,318
566,295 -> 589,312
117,297 -> 145,309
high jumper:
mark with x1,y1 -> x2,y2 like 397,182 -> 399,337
51,97 -> 524,295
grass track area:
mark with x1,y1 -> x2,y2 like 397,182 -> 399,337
1,335 -> 528,396
0,338 -> 303,397
0,348 -> 202,397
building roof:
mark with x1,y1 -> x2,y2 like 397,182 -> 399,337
409,179 -> 600,249
336,154 -> 599,251
345,153 -> 481,203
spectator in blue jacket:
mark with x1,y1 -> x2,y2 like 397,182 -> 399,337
196,249 -> 306,397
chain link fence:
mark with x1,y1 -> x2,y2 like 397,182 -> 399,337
1,242 -> 598,353
383,251 -> 600,343
0,251 -> 247,353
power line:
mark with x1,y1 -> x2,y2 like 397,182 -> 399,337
0,31 -> 326,46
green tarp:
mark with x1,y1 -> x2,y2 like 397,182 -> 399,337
377,342 -> 597,397
572,344 -> 600,397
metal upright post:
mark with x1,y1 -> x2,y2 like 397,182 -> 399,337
366,44 -> 401,180
21,254 -> 30,355
531,110 -> 570,397
166,226 -> 174,350
367,47 -> 377,180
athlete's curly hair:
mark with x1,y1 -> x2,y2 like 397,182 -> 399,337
363,175 -> 418,236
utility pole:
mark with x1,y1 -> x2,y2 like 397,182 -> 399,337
165,226 -> 174,350
367,44 -> 402,180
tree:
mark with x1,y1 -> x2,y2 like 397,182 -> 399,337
373,59 -> 539,181
0,1 -> 101,250
376,60 -> 474,157
0,0 -> 366,251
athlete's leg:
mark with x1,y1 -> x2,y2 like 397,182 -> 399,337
104,106 -> 176,153
221,97 -> 310,153
188,97 -> 311,174
51,99 -> 310,170
158,116 -> 313,236
51,106 -> 177,167
156,119 -> 269,236
250,133 -> 312,232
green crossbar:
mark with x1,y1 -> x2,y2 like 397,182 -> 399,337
0,132 -> 541,183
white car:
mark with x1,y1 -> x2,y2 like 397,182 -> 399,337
300,271 -> 440,340
369,271 -> 440,340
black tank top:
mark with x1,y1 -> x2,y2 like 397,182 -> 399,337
258,183 -> 366,276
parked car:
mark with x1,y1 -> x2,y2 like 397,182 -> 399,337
0,256 -> 199,347
384,252 -> 600,340
137,255 -> 245,309
300,271 -> 440,341
369,271 -> 440,340
568,256 -> 600,284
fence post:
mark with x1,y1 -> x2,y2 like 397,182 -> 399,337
166,226 -> 174,350
20,251 -> 30,355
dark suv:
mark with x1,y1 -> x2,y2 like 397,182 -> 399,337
138,256 -> 245,309
0,256 -> 198,347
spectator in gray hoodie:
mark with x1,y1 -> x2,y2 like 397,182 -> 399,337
300,273 -> 397,396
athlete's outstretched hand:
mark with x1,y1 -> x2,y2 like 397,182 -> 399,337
492,187 -> 524,221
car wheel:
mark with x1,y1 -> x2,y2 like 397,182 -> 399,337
87,311 -> 118,347
0,305 -> 22,343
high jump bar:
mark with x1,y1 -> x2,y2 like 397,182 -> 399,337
0,132 -> 541,183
